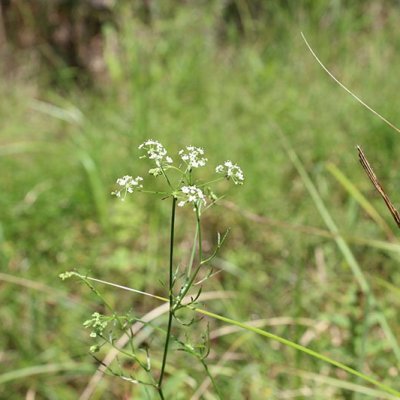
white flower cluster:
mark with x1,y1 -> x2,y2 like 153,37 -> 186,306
179,146 -> 207,169
178,185 -> 206,208
112,140 -> 244,206
139,139 -> 173,167
216,161 -> 244,185
112,175 -> 143,200
83,312 -> 108,338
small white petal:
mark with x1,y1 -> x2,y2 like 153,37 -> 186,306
179,146 -> 207,169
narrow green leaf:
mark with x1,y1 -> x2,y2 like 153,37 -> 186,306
326,162 -> 395,239
278,131 -> 400,364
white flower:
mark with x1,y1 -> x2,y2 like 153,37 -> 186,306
216,161 -> 244,185
179,146 -> 207,169
112,175 -> 143,200
178,185 -> 206,209
138,140 -> 173,168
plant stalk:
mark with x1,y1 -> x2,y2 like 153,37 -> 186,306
173,205 -> 202,310
158,196 -> 177,396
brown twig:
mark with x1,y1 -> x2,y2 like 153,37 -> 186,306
357,145 -> 400,228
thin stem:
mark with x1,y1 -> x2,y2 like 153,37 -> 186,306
200,360 -> 223,400
141,190 -> 170,195
173,205 -> 203,310
160,165 -> 173,191
158,196 -> 177,393
197,177 -> 224,187
196,206 -> 203,262
187,220 -> 199,278
301,32 -> 400,136
157,387 -> 165,400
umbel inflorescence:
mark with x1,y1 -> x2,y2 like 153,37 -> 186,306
112,139 -> 244,207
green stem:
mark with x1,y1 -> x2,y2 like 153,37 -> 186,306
201,359 -> 223,400
197,206 -> 202,262
198,177 -> 224,187
160,165 -> 173,191
157,387 -> 165,400
158,196 -> 177,393
187,223 -> 199,278
174,205 -> 203,309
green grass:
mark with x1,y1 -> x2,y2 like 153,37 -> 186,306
2,2 -> 400,398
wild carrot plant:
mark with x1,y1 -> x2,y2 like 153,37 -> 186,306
61,139 -> 244,399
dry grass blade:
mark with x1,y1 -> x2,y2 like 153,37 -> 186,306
301,32 -> 400,135
357,146 -> 400,228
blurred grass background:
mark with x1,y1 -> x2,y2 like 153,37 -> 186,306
2,1 -> 400,399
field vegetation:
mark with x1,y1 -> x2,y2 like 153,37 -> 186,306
2,1 -> 400,399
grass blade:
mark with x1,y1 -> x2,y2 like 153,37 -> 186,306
278,131 -> 400,364
0,363 -> 93,385
196,307 -> 400,398
78,150 -> 109,229
326,162 -> 395,239
71,274 -> 400,398
277,367 -> 400,400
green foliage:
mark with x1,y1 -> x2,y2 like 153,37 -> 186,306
2,1 -> 400,398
